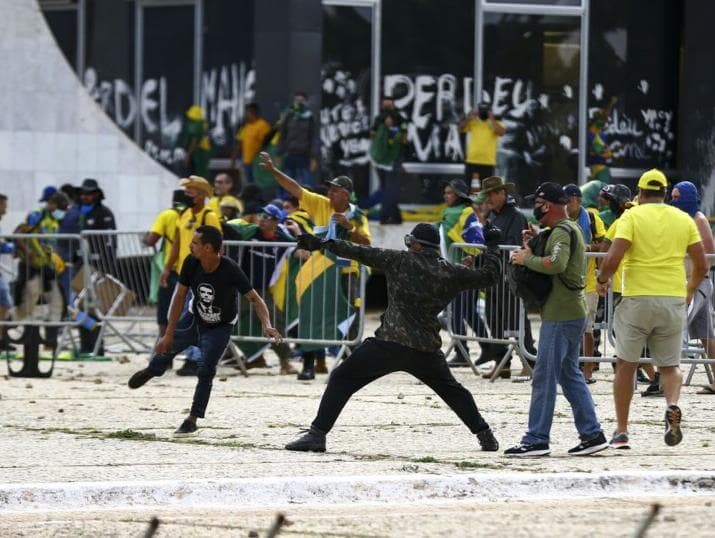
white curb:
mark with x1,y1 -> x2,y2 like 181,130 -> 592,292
1,470 -> 714,513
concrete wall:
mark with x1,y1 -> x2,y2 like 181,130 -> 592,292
0,0 -> 177,232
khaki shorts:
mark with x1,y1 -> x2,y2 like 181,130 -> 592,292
584,292 -> 599,333
614,296 -> 686,367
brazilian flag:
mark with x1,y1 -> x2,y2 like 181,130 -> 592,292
294,250 -> 356,352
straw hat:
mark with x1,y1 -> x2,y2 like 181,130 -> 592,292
180,175 -> 213,198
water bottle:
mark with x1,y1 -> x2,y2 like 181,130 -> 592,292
66,307 -> 97,331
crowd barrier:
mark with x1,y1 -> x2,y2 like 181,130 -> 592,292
0,232 -> 366,373
446,242 -> 715,384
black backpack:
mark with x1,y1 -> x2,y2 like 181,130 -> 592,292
506,222 -> 584,309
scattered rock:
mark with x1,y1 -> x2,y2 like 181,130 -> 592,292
93,378 -> 103,384
29,400 -> 36,404
37,416 -> 45,420
76,373 -> 84,378
664,516 -> 676,522
116,355 -> 130,364
78,364 -> 84,368
425,396 -> 432,400
219,377 -> 227,382
397,393 -> 405,400
58,408 -> 64,413
25,383 -> 33,389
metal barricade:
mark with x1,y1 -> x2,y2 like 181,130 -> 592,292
447,244 -> 715,385
78,230 -> 157,355
445,242 -> 532,380
0,232 -> 90,376
224,240 -> 367,364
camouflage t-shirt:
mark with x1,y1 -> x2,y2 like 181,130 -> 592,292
325,240 -> 501,352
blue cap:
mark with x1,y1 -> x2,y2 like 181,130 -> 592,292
39,185 -> 57,202
261,204 -> 286,223
562,183 -> 582,198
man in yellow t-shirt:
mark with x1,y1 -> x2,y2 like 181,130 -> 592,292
230,103 -> 272,184
208,173 -> 243,216
144,189 -> 187,336
459,102 -> 505,184
597,169 -> 706,450
160,176 -> 222,376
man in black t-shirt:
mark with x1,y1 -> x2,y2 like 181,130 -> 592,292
128,226 -> 282,435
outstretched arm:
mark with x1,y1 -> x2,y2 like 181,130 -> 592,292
298,234 -> 398,271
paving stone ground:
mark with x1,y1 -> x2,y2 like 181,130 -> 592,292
1,312 -> 714,536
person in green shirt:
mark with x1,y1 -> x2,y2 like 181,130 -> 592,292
505,182 -> 607,458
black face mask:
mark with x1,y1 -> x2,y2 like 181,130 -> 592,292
608,200 -> 622,216
533,205 -> 546,222
478,110 -> 489,121
185,194 -> 198,208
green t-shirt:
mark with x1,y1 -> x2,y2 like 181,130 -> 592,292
524,219 -> 586,321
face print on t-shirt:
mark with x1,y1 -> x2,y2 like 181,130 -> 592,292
196,283 -> 222,323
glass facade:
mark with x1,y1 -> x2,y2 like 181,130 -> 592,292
39,0 -> 692,201
483,13 -> 581,193
321,4 -> 373,200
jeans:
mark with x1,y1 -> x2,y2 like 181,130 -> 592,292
522,318 -> 602,445
312,338 -> 490,434
283,154 -> 313,188
377,167 -> 401,223
147,310 -> 233,418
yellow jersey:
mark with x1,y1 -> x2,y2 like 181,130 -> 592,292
149,208 -> 181,269
584,208 -> 606,294
462,118 -> 503,166
614,203 -> 701,297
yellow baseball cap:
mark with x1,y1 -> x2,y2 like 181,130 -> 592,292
637,168 -> 668,190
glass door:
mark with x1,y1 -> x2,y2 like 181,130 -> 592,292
475,0 -> 589,192
321,0 -> 380,202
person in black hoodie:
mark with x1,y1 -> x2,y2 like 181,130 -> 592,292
479,176 -> 536,378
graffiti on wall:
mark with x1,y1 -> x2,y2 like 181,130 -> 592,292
83,62 -> 255,168
320,64 -> 372,172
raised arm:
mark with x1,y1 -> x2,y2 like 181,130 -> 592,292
258,152 -> 304,200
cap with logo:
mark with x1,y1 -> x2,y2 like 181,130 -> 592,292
325,176 -> 353,192
261,204 -> 286,222
527,182 -> 569,204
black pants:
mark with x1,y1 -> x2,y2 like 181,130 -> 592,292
311,338 -> 490,434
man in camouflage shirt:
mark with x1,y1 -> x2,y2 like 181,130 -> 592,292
285,222 -> 503,453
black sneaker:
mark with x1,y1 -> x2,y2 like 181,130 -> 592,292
504,442 -> 550,457
174,419 -> 198,436
641,381 -> 664,397
297,365 -> 315,380
128,368 -> 155,389
476,428 -> 499,452
285,427 -> 326,452
176,360 -> 199,376
568,432 -> 609,456
664,404 -> 683,446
